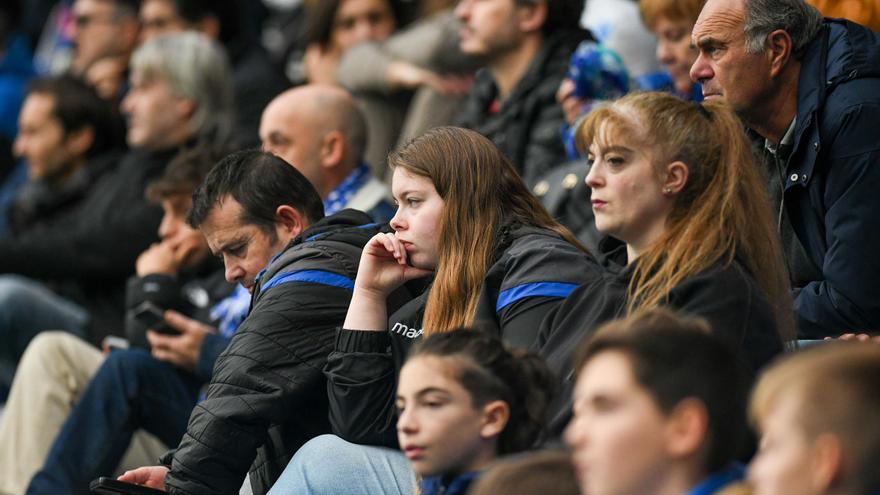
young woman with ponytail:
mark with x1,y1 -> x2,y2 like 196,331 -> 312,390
266,126 -> 594,495
538,91 -> 796,435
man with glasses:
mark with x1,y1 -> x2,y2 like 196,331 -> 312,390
69,0 -> 140,75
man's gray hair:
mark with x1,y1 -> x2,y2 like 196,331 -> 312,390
130,32 -> 234,144
744,0 -> 824,57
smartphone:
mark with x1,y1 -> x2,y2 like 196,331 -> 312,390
132,301 -> 179,335
90,477 -> 167,495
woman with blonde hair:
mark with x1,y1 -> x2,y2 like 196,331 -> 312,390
538,91 -> 794,435
638,0 -> 704,99
267,126 -> 594,494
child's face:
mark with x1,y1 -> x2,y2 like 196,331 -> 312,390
565,350 -> 676,495
748,395 -> 825,495
396,355 -> 499,477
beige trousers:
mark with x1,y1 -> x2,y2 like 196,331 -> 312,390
0,332 -> 167,495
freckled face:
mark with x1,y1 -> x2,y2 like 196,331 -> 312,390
584,120 -> 672,251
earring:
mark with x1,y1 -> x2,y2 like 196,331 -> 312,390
663,187 -> 672,194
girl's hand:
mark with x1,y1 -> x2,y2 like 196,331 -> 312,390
354,233 -> 433,297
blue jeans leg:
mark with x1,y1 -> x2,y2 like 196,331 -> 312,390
0,275 -> 89,389
267,434 -> 415,495
25,348 -> 202,495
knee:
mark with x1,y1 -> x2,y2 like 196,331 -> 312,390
19,332 -> 84,374
287,435 -> 354,481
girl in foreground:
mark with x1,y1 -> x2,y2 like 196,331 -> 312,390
538,92 -> 795,434
395,329 -> 554,495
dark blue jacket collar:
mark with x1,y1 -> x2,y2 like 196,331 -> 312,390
419,472 -> 480,495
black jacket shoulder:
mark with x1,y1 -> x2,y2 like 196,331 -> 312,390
537,258 -> 783,437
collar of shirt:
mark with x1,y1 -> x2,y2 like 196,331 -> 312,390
685,463 -> 746,495
765,117 -> 798,159
324,162 -> 371,216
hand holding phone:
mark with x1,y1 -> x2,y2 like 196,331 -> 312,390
132,301 -> 179,335
90,477 -> 166,494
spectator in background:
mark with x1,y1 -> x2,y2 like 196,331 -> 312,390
24,147 -> 246,494
749,342 -> 880,495
137,0 -> 289,146
580,0 -> 662,82
0,32 -> 233,392
566,309 -> 752,495
259,85 -> 395,222
301,0 -> 403,173
0,0 -> 38,236
69,0 -> 140,76
691,0 -> 880,337
9,76 -> 124,238
0,145 -> 235,495
302,0 -> 401,86
453,0 -> 591,187
335,1 -> 484,177
638,0 -> 703,100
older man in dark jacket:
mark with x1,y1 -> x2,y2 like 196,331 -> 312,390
691,0 -> 880,338
453,0 -> 591,187
117,150 -> 401,495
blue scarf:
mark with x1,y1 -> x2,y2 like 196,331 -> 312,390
419,472 -> 480,495
324,162 -> 371,216
686,463 -> 746,495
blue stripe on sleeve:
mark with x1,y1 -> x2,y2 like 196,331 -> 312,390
261,270 -> 355,292
496,282 -> 580,312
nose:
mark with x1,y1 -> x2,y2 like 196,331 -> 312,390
389,207 -> 405,232
585,160 -> 602,189
224,258 -> 244,284
157,213 -> 178,240
12,135 -> 26,159
563,415 -> 586,450
656,40 -> 673,65
454,0 -> 470,20
689,52 -> 712,83
396,407 -> 418,435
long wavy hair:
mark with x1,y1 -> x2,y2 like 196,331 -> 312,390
389,127 -> 586,335
576,92 -> 794,342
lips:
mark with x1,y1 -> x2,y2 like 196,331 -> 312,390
591,199 -> 607,209
404,445 -> 425,460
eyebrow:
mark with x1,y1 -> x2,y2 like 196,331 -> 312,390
396,387 -> 452,402
695,36 -> 725,50
392,189 -> 421,201
210,234 -> 249,256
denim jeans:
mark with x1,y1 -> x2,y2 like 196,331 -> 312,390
0,274 -> 89,389
267,434 -> 414,495
26,348 -> 202,495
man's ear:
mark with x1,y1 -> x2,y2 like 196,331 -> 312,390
766,29 -> 793,77
664,398 -> 709,460
810,434 -> 844,493
275,204 -> 306,239
480,400 -> 511,440
320,130 -> 345,169
65,126 -> 95,157
517,0 -> 548,34
663,160 -> 689,195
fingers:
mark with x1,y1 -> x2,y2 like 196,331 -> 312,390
163,309 -> 201,334
369,233 -> 408,266
118,467 -> 152,484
